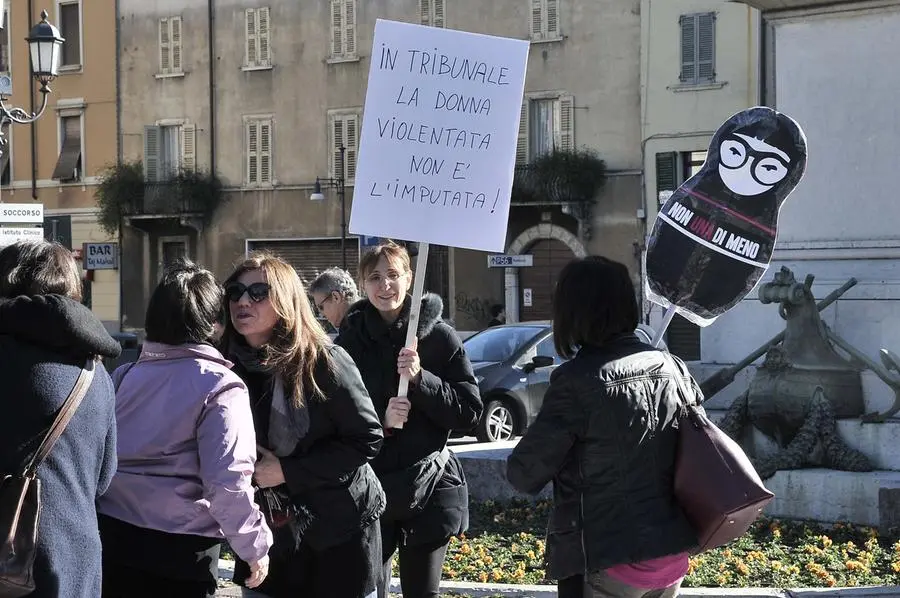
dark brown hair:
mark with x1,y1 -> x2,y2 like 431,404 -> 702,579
359,240 -> 411,281
552,256 -> 639,359
145,259 -> 224,345
221,251 -> 333,407
0,241 -> 82,300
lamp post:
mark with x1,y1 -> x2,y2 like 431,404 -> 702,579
0,9 -> 65,161
309,144 -> 348,270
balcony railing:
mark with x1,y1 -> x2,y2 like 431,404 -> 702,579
511,149 -> 606,205
121,182 -> 207,216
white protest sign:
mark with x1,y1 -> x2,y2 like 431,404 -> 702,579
349,19 -> 529,252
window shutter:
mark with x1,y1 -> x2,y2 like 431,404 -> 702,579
260,121 -> 272,184
420,0 -> 431,25
531,0 -> 544,38
181,124 -> 196,172
159,18 -> 170,73
345,114 -> 358,180
680,15 -> 696,83
697,13 -> 715,82
332,116 -> 344,179
245,9 -> 257,66
655,152 -> 678,195
258,7 -> 271,65
546,0 -> 559,37
171,17 -> 182,72
558,95 -> 574,151
144,125 -> 161,182
668,314 -> 701,361
516,101 -> 529,165
344,0 -> 356,56
331,0 -> 343,56
433,0 -> 444,28
247,121 -> 259,184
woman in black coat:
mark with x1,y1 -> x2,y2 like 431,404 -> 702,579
0,241 -> 121,598
222,251 -> 385,598
337,241 -> 482,598
507,256 -> 696,598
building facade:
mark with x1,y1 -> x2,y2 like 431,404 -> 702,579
691,0 -> 900,413
4,0 -> 120,330
117,0 -> 646,331
641,0 -> 761,360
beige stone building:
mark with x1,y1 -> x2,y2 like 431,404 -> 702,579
118,0 -> 645,331
3,1 -> 120,330
640,0 -> 761,359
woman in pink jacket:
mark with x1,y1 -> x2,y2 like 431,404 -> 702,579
97,260 -> 273,597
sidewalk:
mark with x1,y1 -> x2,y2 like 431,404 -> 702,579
215,559 -> 900,597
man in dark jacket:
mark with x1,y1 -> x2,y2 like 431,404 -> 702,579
0,241 -> 121,598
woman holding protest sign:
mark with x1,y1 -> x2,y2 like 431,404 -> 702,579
336,240 -> 482,598
221,252 -> 385,598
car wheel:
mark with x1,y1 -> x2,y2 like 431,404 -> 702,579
476,399 -> 516,443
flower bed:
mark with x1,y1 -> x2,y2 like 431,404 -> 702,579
436,499 -> 900,588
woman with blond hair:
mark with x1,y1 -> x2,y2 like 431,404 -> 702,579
221,251 -> 385,598
337,241 -> 482,598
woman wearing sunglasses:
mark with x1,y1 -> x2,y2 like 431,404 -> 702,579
221,252 -> 385,598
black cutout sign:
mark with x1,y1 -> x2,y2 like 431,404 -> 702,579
645,106 -> 808,326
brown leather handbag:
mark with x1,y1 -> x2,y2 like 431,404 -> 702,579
0,359 -> 96,597
665,353 -> 774,552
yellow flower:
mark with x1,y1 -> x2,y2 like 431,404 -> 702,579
484,555 -> 493,565
818,535 -> 833,548
492,569 -> 503,581
478,571 -> 488,583
527,550 -> 536,560
772,529 -> 782,540
460,543 -> 472,555
511,543 -> 519,552
771,561 -> 782,571
735,561 -> 750,576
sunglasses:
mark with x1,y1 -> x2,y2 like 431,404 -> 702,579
225,282 -> 270,303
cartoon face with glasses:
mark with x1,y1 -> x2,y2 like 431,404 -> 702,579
718,133 -> 792,197
644,106 -> 808,326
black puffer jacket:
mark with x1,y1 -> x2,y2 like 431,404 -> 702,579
228,340 -> 386,598
507,334 -> 699,580
336,293 -> 482,544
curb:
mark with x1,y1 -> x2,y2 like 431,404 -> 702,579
216,560 -> 899,597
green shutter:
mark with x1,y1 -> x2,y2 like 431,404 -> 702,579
43,215 -> 72,249
655,152 -> 678,195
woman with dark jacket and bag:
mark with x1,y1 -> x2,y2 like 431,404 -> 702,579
221,252 -> 385,598
0,241 -> 121,598
336,241 -> 483,598
507,256 -> 698,598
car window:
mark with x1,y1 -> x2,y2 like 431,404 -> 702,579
463,326 -> 545,363
535,336 -> 565,366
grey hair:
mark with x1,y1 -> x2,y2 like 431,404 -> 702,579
309,267 -> 359,302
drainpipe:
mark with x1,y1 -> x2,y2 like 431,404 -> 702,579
115,0 -> 122,163
27,0 -> 36,198
208,0 -> 216,175
116,0 -> 124,331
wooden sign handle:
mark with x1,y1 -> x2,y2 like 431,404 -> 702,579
392,242 -> 430,429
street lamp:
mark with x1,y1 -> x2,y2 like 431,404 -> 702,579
0,10 -> 64,156
309,144 -> 348,270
